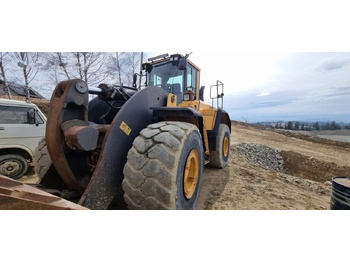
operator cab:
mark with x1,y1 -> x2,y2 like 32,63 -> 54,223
143,53 -> 200,104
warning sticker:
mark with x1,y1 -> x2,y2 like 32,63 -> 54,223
120,121 -> 132,136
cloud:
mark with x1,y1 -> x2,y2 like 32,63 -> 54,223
329,87 -> 350,97
224,82 -> 350,122
256,91 -> 271,97
225,90 -> 297,110
252,100 -> 292,108
306,86 -> 350,101
317,58 -> 349,72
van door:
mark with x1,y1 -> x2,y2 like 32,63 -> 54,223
0,105 -> 46,155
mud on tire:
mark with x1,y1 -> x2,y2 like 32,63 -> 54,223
122,121 -> 204,210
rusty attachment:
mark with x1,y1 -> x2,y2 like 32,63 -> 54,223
0,175 -> 88,210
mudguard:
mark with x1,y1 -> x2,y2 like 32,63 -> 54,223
79,86 -> 168,209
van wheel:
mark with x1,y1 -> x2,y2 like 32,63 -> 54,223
0,154 -> 29,180
122,121 -> 204,210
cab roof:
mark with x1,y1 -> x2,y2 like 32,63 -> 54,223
144,53 -> 201,72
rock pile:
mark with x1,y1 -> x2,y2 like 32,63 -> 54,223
233,143 -> 284,172
233,143 -> 331,195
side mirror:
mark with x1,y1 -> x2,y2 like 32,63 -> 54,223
199,86 -> 205,101
178,57 -> 187,70
145,63 -> 153,73
133,73 -> 137,87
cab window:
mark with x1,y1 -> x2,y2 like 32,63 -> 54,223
186,64 -> 198,93
146,61 -> 185,103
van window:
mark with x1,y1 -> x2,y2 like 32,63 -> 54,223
0,105 -> 44,124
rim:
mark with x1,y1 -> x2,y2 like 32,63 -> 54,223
223,135 -> 229,157
0,160 -> 21,177
183,149 -> 199,199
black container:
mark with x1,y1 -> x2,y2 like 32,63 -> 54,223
330,176 -> 350,210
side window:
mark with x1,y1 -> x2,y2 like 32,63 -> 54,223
0,105 -> 42,124
186,65 -> 197,91
148,73 -> 163,86
155,75 -> 162,86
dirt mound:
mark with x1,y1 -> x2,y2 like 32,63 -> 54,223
232,142 -> 350,184
276,129 -> 350,149
280,150 -> 350,183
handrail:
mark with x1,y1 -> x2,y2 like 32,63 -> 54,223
210,80 -> 224,109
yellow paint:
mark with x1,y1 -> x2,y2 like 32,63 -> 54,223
120,121 -> 131,136
179,100 -> 217,131
201,109 -> 217,131
177,100 -> 217,158
183,149 -> 199,199
167,93 -> 177,107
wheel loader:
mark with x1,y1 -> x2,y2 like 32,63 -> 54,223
0,53 -> 231,210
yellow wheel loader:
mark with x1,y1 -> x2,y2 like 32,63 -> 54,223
1,53 -> 231,210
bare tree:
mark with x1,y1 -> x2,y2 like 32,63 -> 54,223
41,52 -> 111,86
106,52 -> 144,87
108,52 -> 127,85
56,52 -> 71,79
124,52 -> 141,86
11,52 -> 41,102
71,52 -> 109,86
41,52 -> 72,84
0,52 -> 12,99
241,116 -> 249,123
37,52 -> 145,98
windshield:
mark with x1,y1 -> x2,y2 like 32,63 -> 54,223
146,61 -> 185,103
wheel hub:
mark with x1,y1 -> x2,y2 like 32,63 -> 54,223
0,160 -> 21,177
184,149 -> 199,199
223,136 -> 229,157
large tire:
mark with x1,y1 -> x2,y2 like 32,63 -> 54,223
207,124 -> 230,168
122,121 -> 204,210
0,154 -> 29,179
33,138 -> 52,181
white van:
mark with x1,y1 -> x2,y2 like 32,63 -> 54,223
0,98 -> 47,179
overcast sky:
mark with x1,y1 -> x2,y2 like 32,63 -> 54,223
3,1 -> 350,124
187,52 -> 350,122
151,52 -> 350,122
